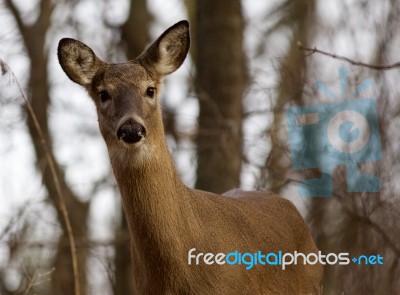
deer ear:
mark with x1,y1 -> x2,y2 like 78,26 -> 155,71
58,38 -> 102,86
138,20 -> 190,76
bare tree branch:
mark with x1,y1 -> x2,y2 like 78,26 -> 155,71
0,201 -> 31,240
338,200 -> 400,256
297,41 -> 400,70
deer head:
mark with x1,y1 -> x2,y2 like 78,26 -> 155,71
58,21 -> 190,167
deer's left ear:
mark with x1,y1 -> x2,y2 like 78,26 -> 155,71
138,20 -> 190,77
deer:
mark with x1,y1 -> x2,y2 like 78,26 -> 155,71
58,20 -> 323,295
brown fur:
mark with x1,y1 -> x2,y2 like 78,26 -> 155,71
58,20 -> 323,294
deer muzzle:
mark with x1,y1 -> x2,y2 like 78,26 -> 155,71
117,120 -> 146,144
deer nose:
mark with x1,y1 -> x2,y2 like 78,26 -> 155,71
117,120 -> 146,144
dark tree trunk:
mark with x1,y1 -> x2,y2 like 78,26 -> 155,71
120,0 -> 153,61
195,0 -> 248,194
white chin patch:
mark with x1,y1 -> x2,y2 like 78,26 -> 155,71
113,141 -> 155,169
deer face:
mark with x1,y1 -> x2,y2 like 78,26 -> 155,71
84,62 -> 159,149
57,21 -> 190,152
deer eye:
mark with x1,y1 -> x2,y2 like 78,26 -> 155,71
146,87 -> 156,98
99,90 -> 111,103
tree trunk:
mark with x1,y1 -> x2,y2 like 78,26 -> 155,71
4,0 -> 89,294
195,0 -> 248,194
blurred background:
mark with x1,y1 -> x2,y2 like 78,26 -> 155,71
0,0 -> 400,294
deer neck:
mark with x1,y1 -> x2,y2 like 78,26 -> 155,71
108,131 -> 194,280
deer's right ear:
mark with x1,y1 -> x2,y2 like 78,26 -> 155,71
58,38 -> 102,86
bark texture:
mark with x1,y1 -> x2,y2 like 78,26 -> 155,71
195,0 -> 248,194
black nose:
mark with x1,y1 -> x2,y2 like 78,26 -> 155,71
117,120 -> 146,144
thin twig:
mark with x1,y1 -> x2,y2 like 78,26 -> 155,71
0,201 -> 31,240
336,196 -> 400,257
22,267 -> 36,295
22,266 -> 55,295
0,60 -> 81,295
297,41 -> 400,70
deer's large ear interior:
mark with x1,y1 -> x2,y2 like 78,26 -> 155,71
138,20 -> 190,77
58,38 -> 101,86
